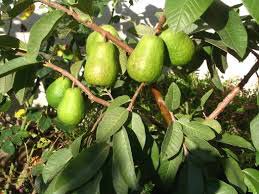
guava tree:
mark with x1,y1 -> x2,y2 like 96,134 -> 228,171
0,0 -> 259,193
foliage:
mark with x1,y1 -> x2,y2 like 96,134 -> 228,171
0,0 -> 259,193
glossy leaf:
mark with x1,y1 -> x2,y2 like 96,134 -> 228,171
243,168 -> 259,193
0,62 -> 14,94
217,133 -> 255,151
113,127 -> 137,190
206,179 -> 237,194
160,122 -> 183,160
165,82 -> 181,111
69,134 -> 84,158
242,0 -> 259,24
70,60 -> 84,79
131,112 -> 146,149
109,96 -> 131,109
165,0 -> 213,31
200,89 -> 213,108
96,107 -> 129,142
27,10 -> 64,58
42,148 -> 73,183
202,119 -> 222,134
250,114 -> 259,151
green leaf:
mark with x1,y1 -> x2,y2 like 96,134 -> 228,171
200,89 -> 213,108
128,24 -> 155,37
42,148 -> 73,184
96,107 -> 129,142
222,157 -> 247,193
109,95 -> 131,108
0,62 -> 14,94
118,48 -> 127,74
50,143 -> 109,194
242,0 -> 259,24
38,115 -> 52,132
217,133 -> 255,151
72,172 -> 102,194
206,179 -> 237,194
202,119 -> 222,134
185,136 -> 221,163
222,148 -> 239,162
160,122 -> 183,160
70,60 -> 84,79
0,35 -> 27,51
112,153 -> 128,194
27,10 -> 64,58
151,140 -> 160,170
1,141 -> 15,154
243,168 -> 259,193
158,147 -> 183,186
69,134 -> 84,158
7,0 -> 33,18
0,57 -> 37,78
178,118 -> 216,140
113,127 -> 137,190
165,82 -> 181,111
202,1 -> 248,57
165,0 -> 213,32
131,112 -> 146,149
256,151 -> 259,166
250,114 -> 259,151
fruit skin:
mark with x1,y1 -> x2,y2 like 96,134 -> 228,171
57,88 -> 85,126
84,42 -> 119,86
86,25 -> 119,55
46,77 -> 71,108
160,29 -> 195,66
126,35 -> 165,83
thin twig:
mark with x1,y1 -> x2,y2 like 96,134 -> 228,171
127,82 -> 145,111
39,0 -> 133,54
44,62 -> 110,107
207,60 -> 259,120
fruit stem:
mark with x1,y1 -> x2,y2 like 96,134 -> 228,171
44,62 -> 110,107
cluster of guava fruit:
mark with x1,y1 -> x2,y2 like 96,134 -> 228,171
46,25 -> 195,125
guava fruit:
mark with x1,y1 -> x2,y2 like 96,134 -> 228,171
46,77 -> 71,108
84,42 -> 119,86
57,88 -> 85,126
126,35 -> 165,83
160,29 -> 195,66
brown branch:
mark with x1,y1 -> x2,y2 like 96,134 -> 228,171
207,60 -> 259,120
155,15 -> 166,35
151,86 -> 176,126
44,62 -> 110,107
127,82 -> 145,111
39,0 -> 133,54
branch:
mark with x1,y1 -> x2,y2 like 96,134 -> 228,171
207,60 -> 259,120
155,15 -> 166,35
39,0 -> 133,54
44,62 -> 110,107
127,82 -> 145,111
151,87 -> 176,126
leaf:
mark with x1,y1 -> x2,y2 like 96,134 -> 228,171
206,179 -> 237,194
27,10 -> 64,58
109,95 -> 131,108
112,153 -> 128,194
96,107 -> 129,142
38,115 -> 51,132
222,148 -> 239,162
0,57 -> 37,78
217,133 -> 255,151
42,148 -> 73,183
72,172 -> 102,194
1,141 -> 15,154
51,143 -> 109,194
185,136 -> 221,163
0,65 -> 14,94
207,59 -> 224,91
128,24 -> 155,37
204,38 -> 228,53
118,48 -> 127,74
131,112 -> 146,149
151,140 -> 160,170
113,127 -> 137,190
70,60 -> 84,79
200,89 -> 213,108
250,114 -> 259,151
165,82 -> 181,111
256,151 -> 259,167
165,0 -> 213,32
69,134 -> 84,158
202,1 -> 248,57
222,157 -> 247,193
242,0 -> 259,24
160,122 -> 183,160
243,168 -> 259,193
0,35 -> 27,51
202,119 -> 222,134
158,147 -> 183,186
178,118 -> 216,140
7,0 -> 33,18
